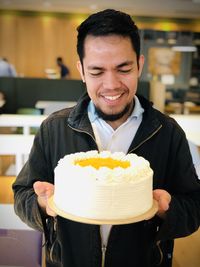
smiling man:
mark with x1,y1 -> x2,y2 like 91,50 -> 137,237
77,34 -> 144,129
13,9 -> 200,267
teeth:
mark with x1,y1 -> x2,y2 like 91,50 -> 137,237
104,94 -> 121,100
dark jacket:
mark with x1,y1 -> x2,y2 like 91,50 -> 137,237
13,93 -> 200,267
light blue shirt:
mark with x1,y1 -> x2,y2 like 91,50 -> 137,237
88,95 -> 144,154
88,96 -> 145,246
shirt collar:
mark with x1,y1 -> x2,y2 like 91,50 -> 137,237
88,95 -> 144,123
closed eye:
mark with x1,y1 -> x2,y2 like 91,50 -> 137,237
118,68 -> 132,73
89,71 -> 103,76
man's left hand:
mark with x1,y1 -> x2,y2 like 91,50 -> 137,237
153,189 -> 171,218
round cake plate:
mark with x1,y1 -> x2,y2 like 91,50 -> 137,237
48,196 -> 158,225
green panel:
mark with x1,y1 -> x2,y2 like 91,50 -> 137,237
0,77 -> 149,114
15,78 -> 85,109
0,77 -> 16,113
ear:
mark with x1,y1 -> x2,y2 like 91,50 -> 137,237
77,61 -> 85,82
138,55 -> 145,77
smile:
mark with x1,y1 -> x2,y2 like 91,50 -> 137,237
103,94 -> 122,101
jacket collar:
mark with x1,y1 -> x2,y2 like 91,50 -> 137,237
67,92 -> 94,136
68,92 -> 162,151
128,95 -> 163,152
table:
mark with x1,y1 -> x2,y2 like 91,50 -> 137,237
35,100 -> 77,114
35,100 -> 77,109
170,114 -> 200,146
0,114 -> 47,135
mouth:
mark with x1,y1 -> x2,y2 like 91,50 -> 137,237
103,94 -> 122,101
102,94 -> 123,102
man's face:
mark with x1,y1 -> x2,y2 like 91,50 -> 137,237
77,35 -> 144,124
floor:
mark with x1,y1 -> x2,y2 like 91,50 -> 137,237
173,229 -> 200,267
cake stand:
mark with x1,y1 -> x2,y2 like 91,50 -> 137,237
48,196 -> 158,225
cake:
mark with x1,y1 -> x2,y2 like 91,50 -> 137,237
53,150 -> 153,221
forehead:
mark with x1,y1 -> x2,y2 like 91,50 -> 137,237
83,35 -> 136,62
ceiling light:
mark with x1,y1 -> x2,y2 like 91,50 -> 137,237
172,31 -> 197,52
172,45 -> 197,52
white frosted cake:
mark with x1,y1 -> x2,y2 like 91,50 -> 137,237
54,150 -> 153,221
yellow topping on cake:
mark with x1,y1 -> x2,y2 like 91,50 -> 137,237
75,157 -> 130,169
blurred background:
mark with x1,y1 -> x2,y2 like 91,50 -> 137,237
0,1 -> 200,267
0,0 -> 199,81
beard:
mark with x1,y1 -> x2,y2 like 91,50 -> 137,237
95,102 -> 133,122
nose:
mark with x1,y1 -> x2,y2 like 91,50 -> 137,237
102,72 -> 121,90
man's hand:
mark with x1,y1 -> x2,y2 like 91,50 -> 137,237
33,181 -> 56,217
153,189 -> 171,219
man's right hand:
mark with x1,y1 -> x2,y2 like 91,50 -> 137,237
33,181 -> 56,217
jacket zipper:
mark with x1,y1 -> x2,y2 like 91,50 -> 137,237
68,125 -> 99,149
69,123 -> 163,267
100,226 -> 112,267
128,125 -> 162,153
69,124 -> 162,153
101,245 -> 106,267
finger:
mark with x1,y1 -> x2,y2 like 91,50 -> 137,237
153,189 -> 171,213
153,189 -> 171,203
158,196 -> 170,211
33,182 -> 55,216
46,205 -> 57,217
153,189 -> 166,200
33,181 -> 54,197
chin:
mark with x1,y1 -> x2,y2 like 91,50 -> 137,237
95,104 -> 131,122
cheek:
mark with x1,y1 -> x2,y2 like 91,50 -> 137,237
85,81 -> 99,100
123,77 -> 138,93
85,78 -> 101,94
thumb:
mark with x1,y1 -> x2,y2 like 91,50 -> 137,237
33,181 -> 54,198
33,181 -> 56,216
153,189 -> 171,217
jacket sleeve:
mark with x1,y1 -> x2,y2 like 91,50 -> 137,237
156,123 -> 200,241
12,121 -> 54,232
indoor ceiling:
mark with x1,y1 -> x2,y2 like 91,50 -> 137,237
0,0 -> 200,19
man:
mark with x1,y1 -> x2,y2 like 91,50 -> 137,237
0,58 -> 17,77
13,9 -> 200,267
56,57 -> 70,78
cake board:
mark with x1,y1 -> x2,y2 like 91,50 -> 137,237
48,196 -> 158,225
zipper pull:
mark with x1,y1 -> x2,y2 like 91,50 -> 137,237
101,245 -> 106,267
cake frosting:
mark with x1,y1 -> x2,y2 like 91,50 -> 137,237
54,150 -> 153,221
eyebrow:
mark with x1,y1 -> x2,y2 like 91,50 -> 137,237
87,60 -> 134,71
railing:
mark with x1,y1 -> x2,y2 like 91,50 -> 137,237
0,114 -> 47,135
0,134 -> 35,175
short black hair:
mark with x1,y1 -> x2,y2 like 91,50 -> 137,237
77,9 -> 141,65
57,57 -> 63,63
